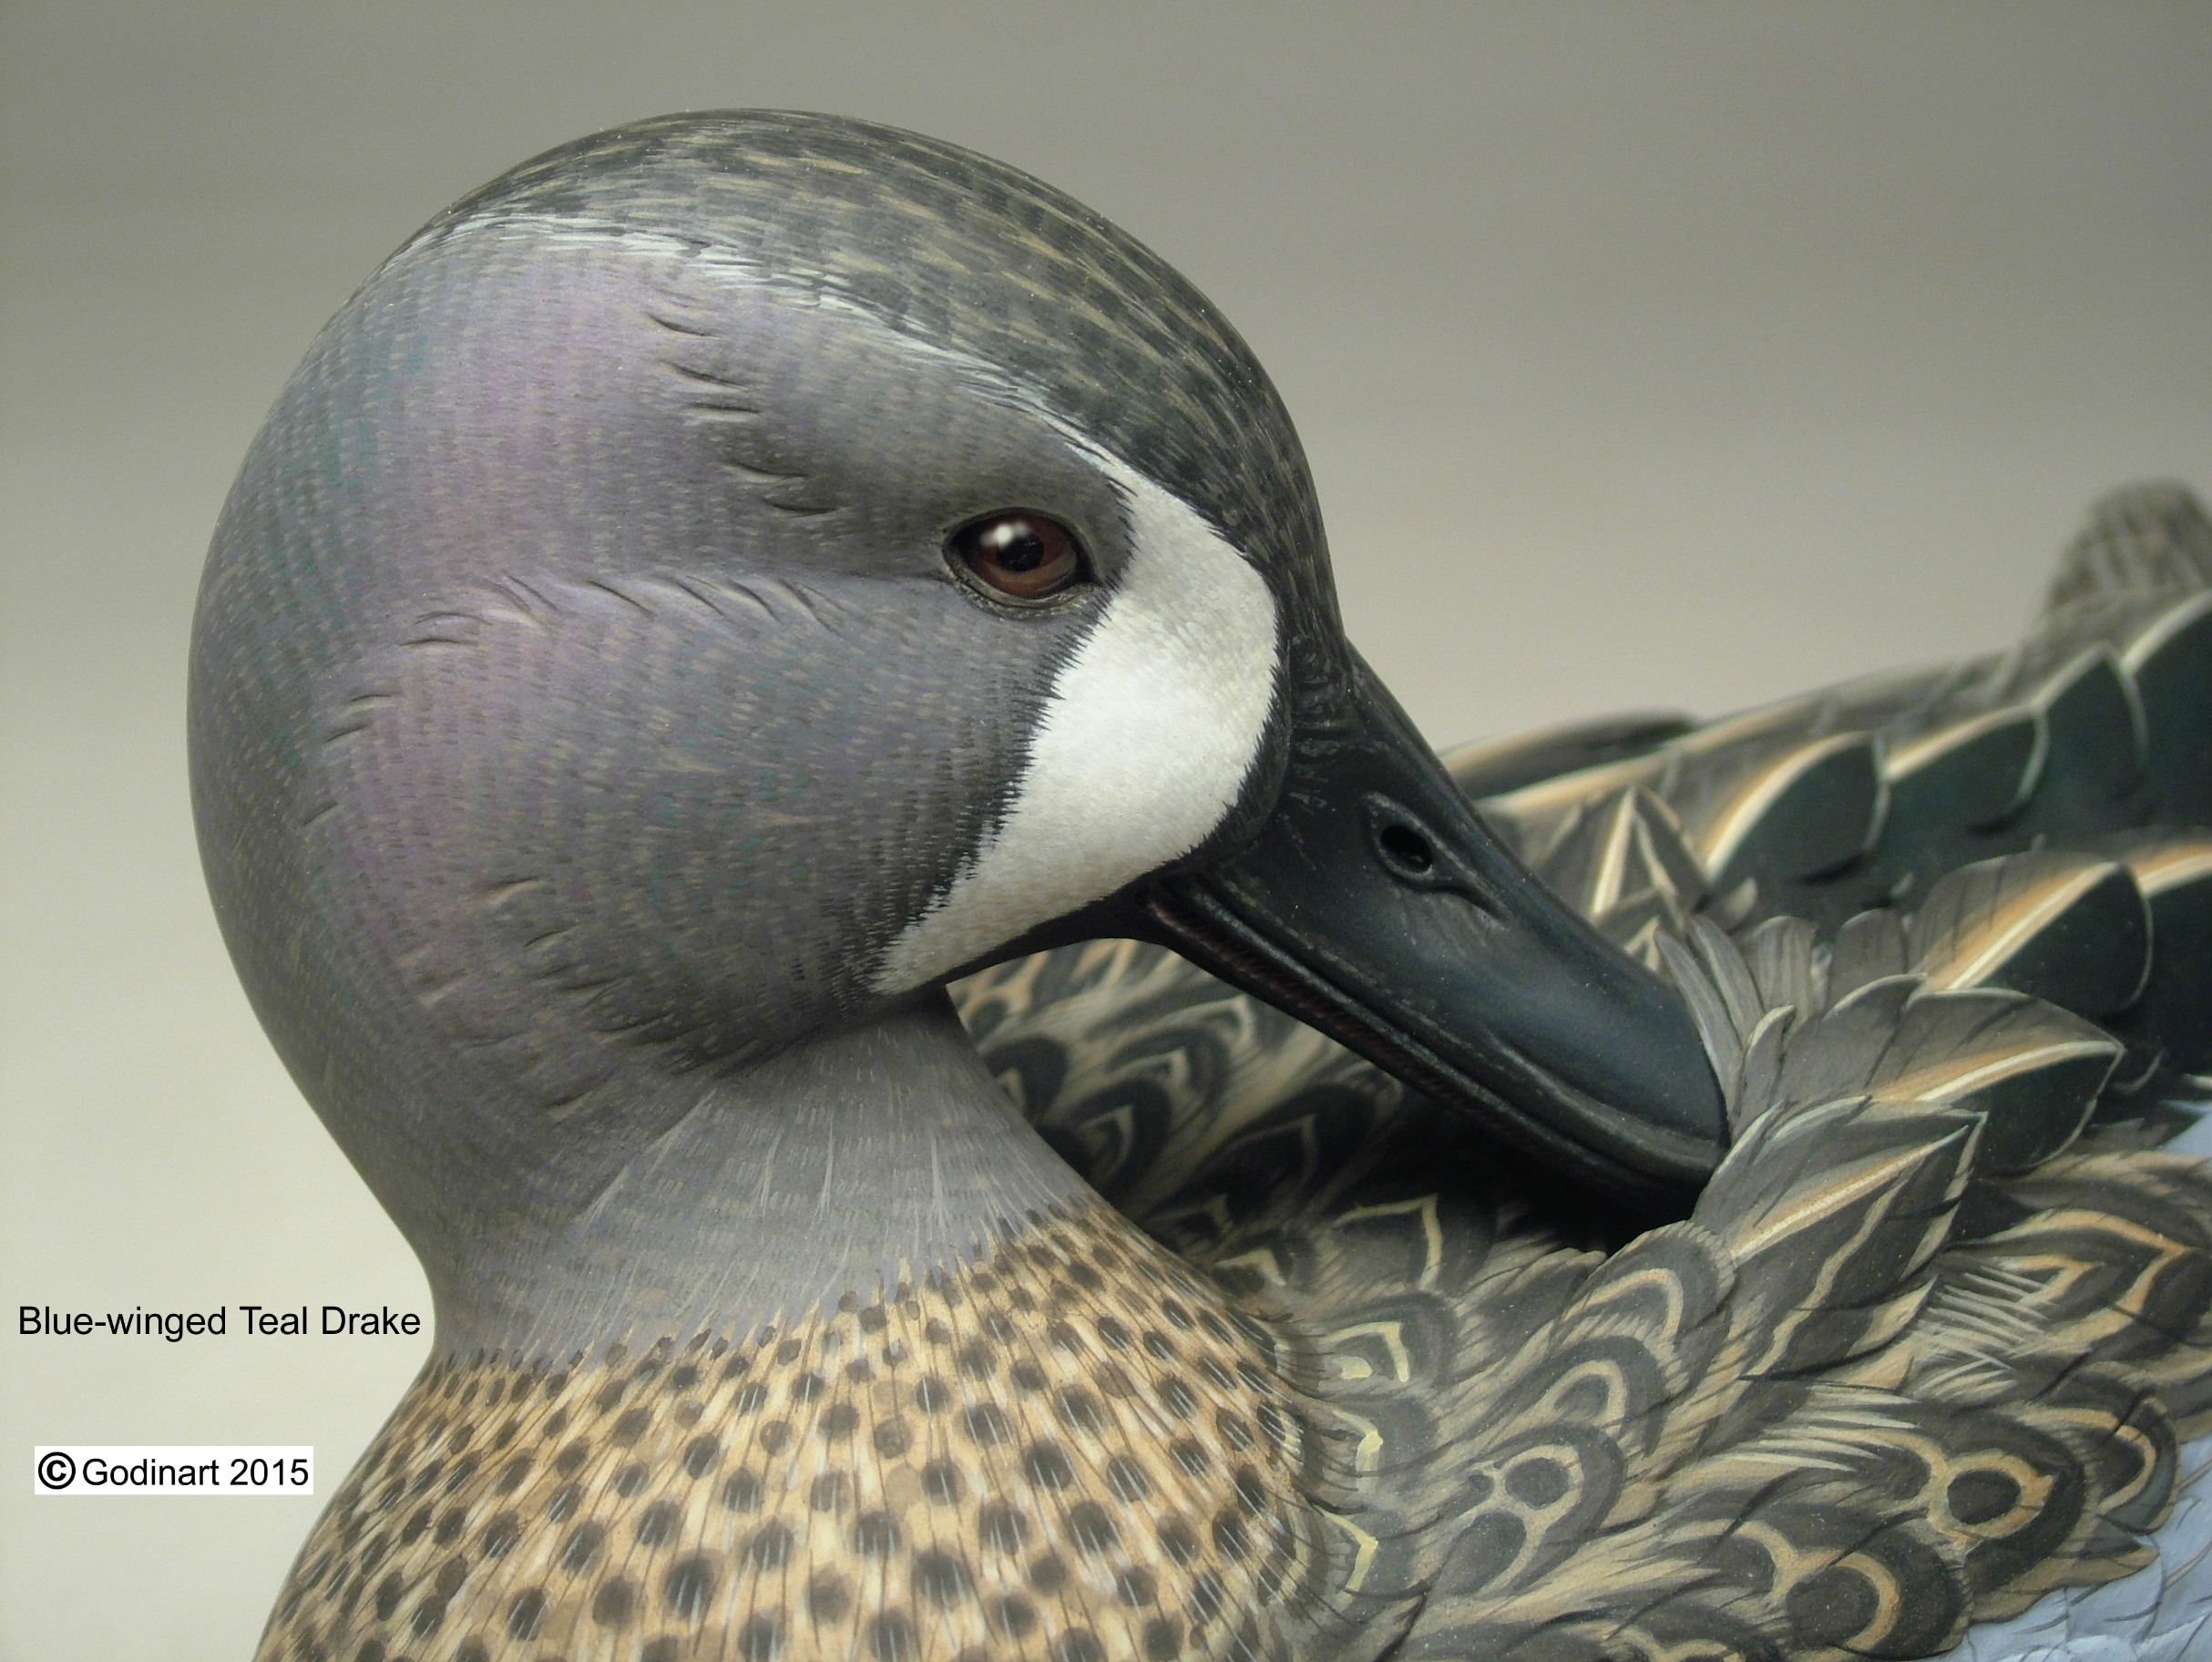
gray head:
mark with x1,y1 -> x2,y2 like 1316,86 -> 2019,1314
190,114 -> 1331,1293
191,113 -> 1722,1339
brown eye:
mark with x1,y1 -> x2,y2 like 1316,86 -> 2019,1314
947,510 -> 1089,603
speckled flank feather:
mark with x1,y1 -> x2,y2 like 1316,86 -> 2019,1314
255,1205 -> 1343,1662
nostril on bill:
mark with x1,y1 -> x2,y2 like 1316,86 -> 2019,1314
1377,822 -> 1436,877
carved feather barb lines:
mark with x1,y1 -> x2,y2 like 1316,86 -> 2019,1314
959,916 -> 2212,1658
1473,481 -> 2212,939
1361,911 -> 2211,1660
958,937 -> 1416,1226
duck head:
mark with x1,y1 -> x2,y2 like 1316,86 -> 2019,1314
190,113 -> 1722,1349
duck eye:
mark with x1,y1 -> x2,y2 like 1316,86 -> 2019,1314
947,510 -> 1089,603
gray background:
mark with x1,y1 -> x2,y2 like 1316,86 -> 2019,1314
1,4 -> 2205,1656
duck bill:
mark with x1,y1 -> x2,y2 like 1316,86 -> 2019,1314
1141,654 -> 1726,1205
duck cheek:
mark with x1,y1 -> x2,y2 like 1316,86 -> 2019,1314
873,469 -> 1280,993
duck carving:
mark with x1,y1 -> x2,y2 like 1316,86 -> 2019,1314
189,114 -> 2210,1662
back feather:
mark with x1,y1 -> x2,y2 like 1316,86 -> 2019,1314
1463,484 -> 2208,1040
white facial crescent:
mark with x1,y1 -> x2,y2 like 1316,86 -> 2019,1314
874,460 -> 1279,992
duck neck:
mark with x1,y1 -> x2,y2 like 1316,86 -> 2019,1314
426,994 -> 1089,1360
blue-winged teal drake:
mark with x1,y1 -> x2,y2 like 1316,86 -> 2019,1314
191,114 -> 2212,1662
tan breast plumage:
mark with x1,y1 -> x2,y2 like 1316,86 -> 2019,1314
258,1205 -> 1320,1662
